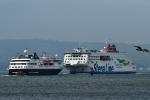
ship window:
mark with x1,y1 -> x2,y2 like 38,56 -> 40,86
100,56 -> 111,61
11,60 -> 30,62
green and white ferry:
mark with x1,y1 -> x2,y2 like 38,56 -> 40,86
64,43 -> 136,74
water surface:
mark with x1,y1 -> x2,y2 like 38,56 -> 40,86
0,73 -> 150,100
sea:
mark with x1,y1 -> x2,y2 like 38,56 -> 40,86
0,72 -> 150,100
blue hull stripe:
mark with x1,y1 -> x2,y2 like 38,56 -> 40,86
93,71 -> 136,74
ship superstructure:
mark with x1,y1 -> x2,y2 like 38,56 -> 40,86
64,48 -> 90,73
64,43 -> 136,74
8,50 -> 62,75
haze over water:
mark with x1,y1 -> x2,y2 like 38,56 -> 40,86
0,0 -> 150,43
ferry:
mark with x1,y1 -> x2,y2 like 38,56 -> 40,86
8,49 -> 62,75
64,43 -> 136,74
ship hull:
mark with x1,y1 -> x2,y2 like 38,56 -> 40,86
8,68 -> 62,75
65,64 -> 90,74
65,65 -> 136,74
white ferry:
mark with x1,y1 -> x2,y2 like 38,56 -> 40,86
64,43 -> 136,74
8,50 -> 62,75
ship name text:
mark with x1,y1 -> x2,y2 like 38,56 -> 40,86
93,63 -> 114,72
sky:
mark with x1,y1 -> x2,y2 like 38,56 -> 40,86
0,0 -> 150,43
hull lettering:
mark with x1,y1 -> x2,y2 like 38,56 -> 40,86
93,63 -> 114,72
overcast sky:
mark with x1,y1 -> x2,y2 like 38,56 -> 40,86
0,0 -> 150,43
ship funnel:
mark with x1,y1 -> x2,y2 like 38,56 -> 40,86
33,52 -> 39,59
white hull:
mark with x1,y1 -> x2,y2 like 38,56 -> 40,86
65,64 -> 136,74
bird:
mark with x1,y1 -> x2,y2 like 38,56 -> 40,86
143,49 -> 149,52
134,46 -> 143,51
134,46 -> 149,53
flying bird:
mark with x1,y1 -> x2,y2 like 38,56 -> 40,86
134,46 -> 149,52
143,49 -> 149,52
134,46 -> 143,51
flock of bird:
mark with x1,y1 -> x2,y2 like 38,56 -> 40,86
134,46 -> 149,53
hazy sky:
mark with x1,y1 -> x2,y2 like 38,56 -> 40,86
0,0 -> 150,43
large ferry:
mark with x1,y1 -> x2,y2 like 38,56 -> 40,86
8,50 -> 62,75
64,43 -> 136,74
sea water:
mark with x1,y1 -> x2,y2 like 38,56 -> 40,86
0,73 -> 150,100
